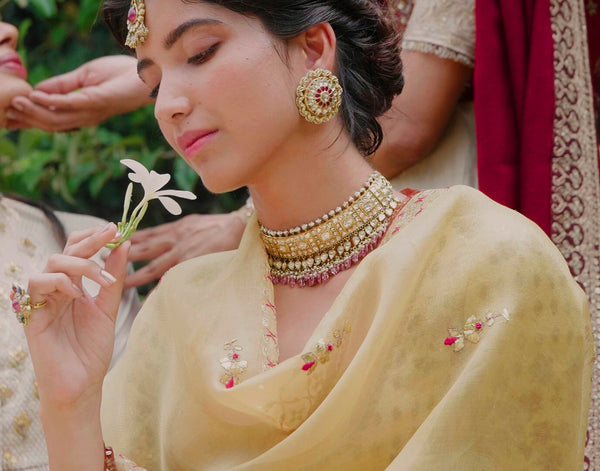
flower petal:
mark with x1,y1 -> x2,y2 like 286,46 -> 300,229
155,189 -> 197,200
157,196 -> 183,215
120,159 -> 150,183
146,171 -> 171,194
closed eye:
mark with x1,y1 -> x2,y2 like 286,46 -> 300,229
188,42 -> 220,65
147,43 -> 220,100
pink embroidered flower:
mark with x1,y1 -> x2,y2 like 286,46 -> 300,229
444,336 -> 459,346
302,361 -> 316,371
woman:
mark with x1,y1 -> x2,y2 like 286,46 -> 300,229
20,1 -> 592,470
0,21 -> 140,470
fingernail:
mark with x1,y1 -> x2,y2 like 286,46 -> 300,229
101,222 -> 115,233
101,270 -> 117,284
12,102 -> 23,112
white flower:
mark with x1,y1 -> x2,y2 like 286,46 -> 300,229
107,159 -> 196,248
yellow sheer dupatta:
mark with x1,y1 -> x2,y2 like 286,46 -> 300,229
103,186 -> 592,470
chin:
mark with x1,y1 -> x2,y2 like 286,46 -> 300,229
196,169 -> 246,195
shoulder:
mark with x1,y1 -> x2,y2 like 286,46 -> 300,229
389,185 -> 574,282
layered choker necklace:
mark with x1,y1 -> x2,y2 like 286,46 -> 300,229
259,172 -> 402,287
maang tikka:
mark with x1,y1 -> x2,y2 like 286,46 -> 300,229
296,68 -> 343,124
125,0 -> 148,49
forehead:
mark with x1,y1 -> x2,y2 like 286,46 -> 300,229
137,1 -> 271,52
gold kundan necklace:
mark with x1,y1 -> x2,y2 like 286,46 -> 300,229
259,172 -> 402,287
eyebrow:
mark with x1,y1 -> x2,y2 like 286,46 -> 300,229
165,18 -> 223,49
137,18 -> 223,75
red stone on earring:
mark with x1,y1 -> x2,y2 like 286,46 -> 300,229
127,6 -> 137,23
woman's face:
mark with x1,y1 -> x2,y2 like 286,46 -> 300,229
136,1 -> 304,193
0,22 -> 26,80
0,22 -> 30,128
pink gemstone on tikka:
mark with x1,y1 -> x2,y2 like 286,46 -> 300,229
127,6 -> 137,23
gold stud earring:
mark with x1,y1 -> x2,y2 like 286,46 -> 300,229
125,0 -> 148,49
296,68 -> 343,124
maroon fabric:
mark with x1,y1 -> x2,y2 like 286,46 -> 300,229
474,0 -> 554,235
586,5 -> 600,143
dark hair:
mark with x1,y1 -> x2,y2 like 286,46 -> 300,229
103,0 -> 404,155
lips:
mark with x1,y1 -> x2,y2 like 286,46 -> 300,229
0,53 -> 27,79
177,129 -> 218,160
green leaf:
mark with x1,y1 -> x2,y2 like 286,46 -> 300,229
29,0 -> 56,17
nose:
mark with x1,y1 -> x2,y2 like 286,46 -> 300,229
154,75 -> 193,124
0,22 -> 18,50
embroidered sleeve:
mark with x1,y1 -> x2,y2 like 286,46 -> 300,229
401,0 -> 475,67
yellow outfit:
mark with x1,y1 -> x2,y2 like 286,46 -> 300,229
102,186 -> 592,470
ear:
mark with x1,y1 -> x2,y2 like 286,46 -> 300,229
294,22 -> 337,72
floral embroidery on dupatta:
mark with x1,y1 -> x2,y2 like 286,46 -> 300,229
300,322 -> 351,374
219,339 -> 248,389
444,309 -> 510,352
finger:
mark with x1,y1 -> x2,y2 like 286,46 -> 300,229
124,251 -> 178,288
34,69 -> 85,94
127,235 -> 173,262
95,242 -> 130,320
45,253 -> 119,289
64,224 -> 111,247
28,89 -> 93,111
5,102 -> 82,132
28,271 -> 85,300
128,221 -> 173,242
63,223 -> 119,259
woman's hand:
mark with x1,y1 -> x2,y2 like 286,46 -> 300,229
0,71 -> 32,128
8,55 -> 152,131
24,222 -> 129,408
125,210 -> 247,288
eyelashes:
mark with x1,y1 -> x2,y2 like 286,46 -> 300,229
188,42 -> 219,65
148,43 -> 220,99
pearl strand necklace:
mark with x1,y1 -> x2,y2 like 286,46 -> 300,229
259,172 -> 401,287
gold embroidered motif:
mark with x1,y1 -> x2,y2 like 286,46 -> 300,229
444,309 -> 510,352
13,411 -> 32,440
18,237 -> 36,256
301,323 -> 351,374
219,339 -> 248,389
2,449 -> 17,467
0,383 -> 14,405
7,348 -> 28,369
4,261 -> 23,279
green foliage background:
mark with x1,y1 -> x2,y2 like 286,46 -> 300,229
0,0 -> 245,229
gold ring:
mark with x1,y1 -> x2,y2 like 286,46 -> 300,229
10,283 -> 45,326
31,299 -> 47,309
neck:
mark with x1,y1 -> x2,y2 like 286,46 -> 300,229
248,142 -> 374,231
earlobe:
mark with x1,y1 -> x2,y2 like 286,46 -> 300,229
299,22 -> 337,71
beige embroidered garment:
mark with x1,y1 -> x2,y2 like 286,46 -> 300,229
102,186 -> 592,470
390,0 -> 477,191
0,197 -> 140,471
